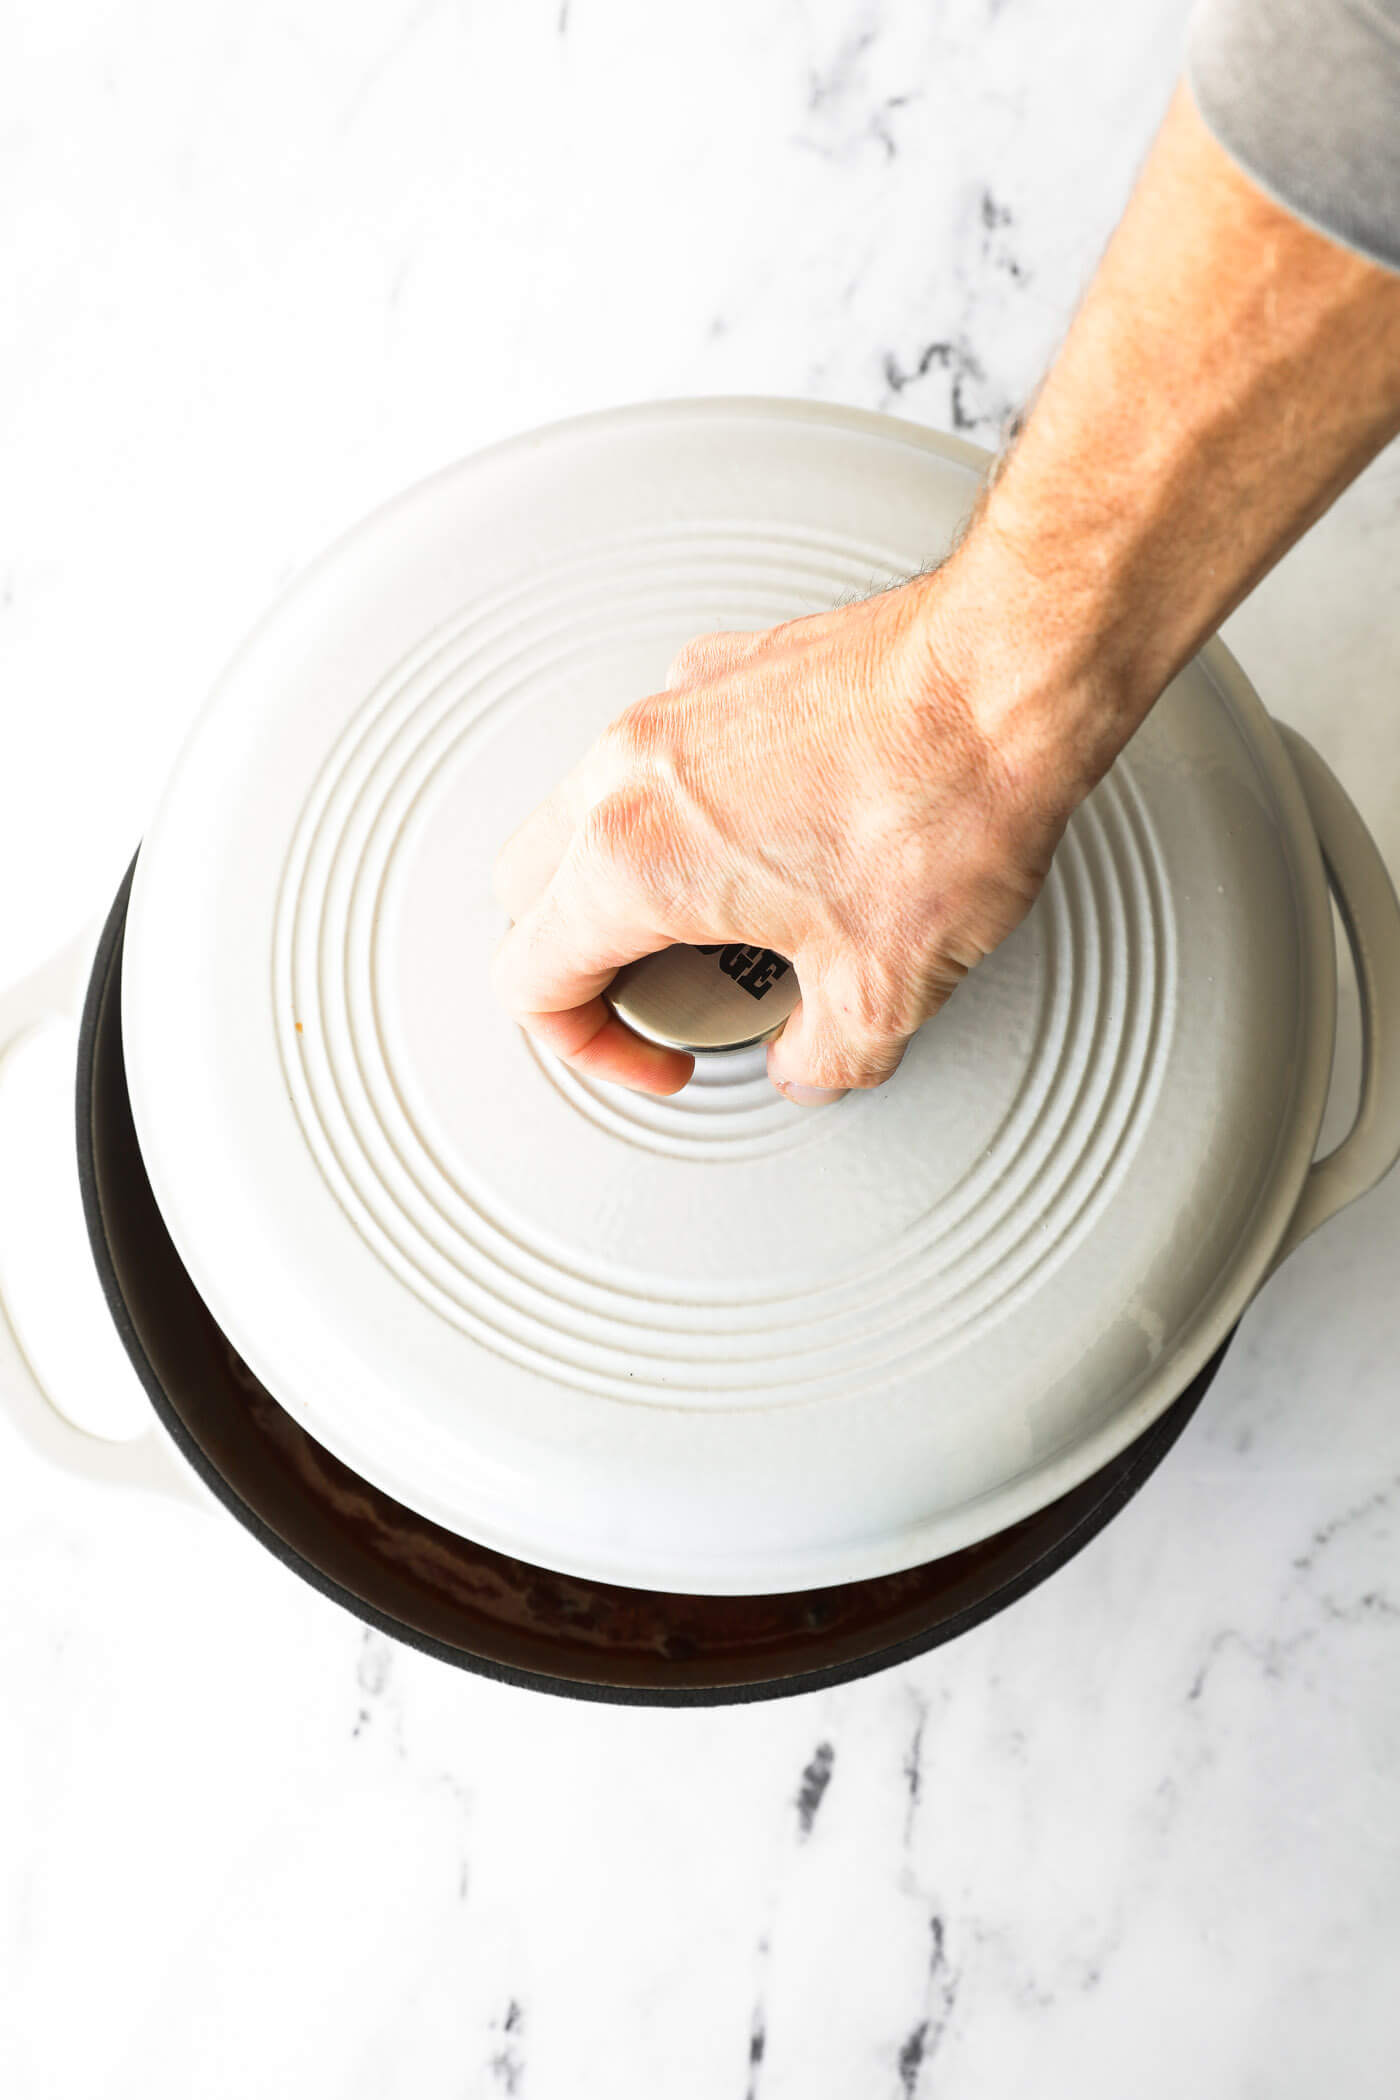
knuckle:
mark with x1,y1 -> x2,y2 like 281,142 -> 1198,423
602,696 -> 672,771
665,636 -> 709,688
665,627 -> 763,689
600,706 -> 645,764
578,788 -> 678,904
581,788 -> 648,864
665,628 -> 752,686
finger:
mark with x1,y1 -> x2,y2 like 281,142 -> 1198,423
493,778 -> 585,923
664,628 -> 762,689
492,837 -> 662,1018
491,844 -> 694,1095
522,996 -> 693,1095
766,979 -> 913,1103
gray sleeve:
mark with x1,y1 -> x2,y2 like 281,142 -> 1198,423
1187,0 -> 1400,273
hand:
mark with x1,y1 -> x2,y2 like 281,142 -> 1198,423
491,558 -> 1105,1102
493,87 -> 1400,1107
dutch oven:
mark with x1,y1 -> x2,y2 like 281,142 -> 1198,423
4,399 -> 1399,1704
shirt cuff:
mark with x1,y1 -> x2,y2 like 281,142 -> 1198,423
1187,0 -> 1400,274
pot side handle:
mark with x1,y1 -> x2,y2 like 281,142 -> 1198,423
0,929 -> 203,1503
1271,726 -> 1400,1273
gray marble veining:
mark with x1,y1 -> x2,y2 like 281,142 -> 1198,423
2,3 -> 1400,2096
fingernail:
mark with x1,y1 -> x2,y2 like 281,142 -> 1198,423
773,1078 -> 847,1108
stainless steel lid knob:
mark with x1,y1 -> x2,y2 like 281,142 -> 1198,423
604,943 -> 800,1053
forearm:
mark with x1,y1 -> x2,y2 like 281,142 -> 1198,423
932,83 -> 1400,788
496,73 -> 1400,1100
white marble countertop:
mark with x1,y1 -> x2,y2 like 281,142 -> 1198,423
4,4 -> 1400,2095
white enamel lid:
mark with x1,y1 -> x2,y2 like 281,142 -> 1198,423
122,399 -> 1336,1594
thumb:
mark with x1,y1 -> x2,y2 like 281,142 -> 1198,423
766,972 -> 912,1106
